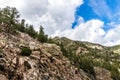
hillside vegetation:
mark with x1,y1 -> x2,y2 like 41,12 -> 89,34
49,37 -> 120,80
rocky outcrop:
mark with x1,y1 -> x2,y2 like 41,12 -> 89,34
0,32 -> 91,80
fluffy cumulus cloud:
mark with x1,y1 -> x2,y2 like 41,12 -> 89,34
52,17 -> 120,46
8,0 -> 83,35
53,18 -> 106,44
104,24 -> 120,46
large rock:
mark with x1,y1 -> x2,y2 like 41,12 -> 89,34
0,39 -> 6,49
0,74 -> 8,80
95,67 -> 112,80
43,43 -> 63,58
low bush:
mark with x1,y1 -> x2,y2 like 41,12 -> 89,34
20,47 -> 32,56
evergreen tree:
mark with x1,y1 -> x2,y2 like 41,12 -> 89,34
37,25 -> 48,42
17,19 -> 25,32
26,25 -> 37,38
0,6 -> 20,33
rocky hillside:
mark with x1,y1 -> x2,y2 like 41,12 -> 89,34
0,31 -> 114,80
0,32 -> 91,80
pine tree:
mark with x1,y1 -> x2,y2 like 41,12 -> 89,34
0,6 -> 20,33
37,25 -> 48,42
17,19 -> 25,32
26,25 -> 37,38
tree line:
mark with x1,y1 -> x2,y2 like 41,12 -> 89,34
0,6 -> 48,43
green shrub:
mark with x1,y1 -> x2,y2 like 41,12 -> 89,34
37,26 -> 48,43
20,47 -> 32,56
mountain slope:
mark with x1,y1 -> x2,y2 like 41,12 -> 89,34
0,32 -> 118,80
110,45 -> 120,54
50,37 -> 120,80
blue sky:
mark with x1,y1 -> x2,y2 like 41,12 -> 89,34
73,0 -> 120,30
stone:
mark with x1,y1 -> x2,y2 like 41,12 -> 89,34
95,67 -> 112,80
41,73 -> 50,80
31,51 -> 40,58
24,61 -> 32,70
0,39 -> 6,49
0,74 -> 8,80
29,41 -> 38,50
0,52 -> 4,58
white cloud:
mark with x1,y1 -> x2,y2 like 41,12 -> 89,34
52,18 -> 120,46
14,0 -> 83,35
52,19 -> 106,43
40,0 -> 83,35
104,24 -> 120,46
